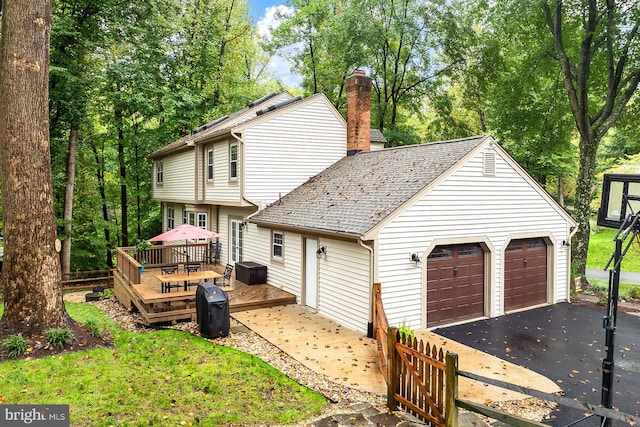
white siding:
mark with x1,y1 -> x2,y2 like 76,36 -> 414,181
203,138 -> 242,204
244,99 -> 346,206
378,147 -> 571,329
153,150 -> 195,202
317,239 -> 371,333
244,229 -> 371,333
242,226 -> 304,299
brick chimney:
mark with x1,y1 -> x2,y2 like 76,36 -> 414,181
345,70 -> 372,156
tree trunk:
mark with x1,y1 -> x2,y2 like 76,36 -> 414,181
116,107 -> 128,247
557,176 -> 564,207
61,128 -> 78,275
0,0 -> 68,335
572,133 -> 599,285
91,141 -> 114,269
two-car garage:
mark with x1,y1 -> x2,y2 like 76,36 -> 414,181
426,238 -> 549,328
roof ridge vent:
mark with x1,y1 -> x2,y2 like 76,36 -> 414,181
191,115 -> 229,135
256,96 -> 303,116
247,92 -> 278,108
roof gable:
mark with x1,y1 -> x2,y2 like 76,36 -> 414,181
147,92 -> 294,159
250,136 -> 489,236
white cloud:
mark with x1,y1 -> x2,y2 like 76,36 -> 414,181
257,5 -> 303,88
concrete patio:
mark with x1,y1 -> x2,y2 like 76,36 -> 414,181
232,304 -> 561,404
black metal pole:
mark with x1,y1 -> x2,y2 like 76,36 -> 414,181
601,237 -> 622,427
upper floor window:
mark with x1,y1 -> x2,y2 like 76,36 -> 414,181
156,161 -> 164,184
229,143 -> 238,180
207,149 -> 214,181
167,206 -> 175,230
272,231 -> 284,260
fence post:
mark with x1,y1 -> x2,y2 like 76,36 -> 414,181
372,283 -> 381,335
387,326 -> 398,410
445,352 -> 458,427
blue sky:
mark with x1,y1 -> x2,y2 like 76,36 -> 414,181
249,0 -> 283,22
250,0 -> 303,88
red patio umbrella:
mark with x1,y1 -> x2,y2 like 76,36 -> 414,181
148,224 -> 223,269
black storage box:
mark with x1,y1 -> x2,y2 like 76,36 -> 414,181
195,282 -> 229,338
235,261 -> 267,285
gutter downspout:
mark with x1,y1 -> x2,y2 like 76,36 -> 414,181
358,236 -> 375,338
567,224 -> 579,303
231,130 -> 260,211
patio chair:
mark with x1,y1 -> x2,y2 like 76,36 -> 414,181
161,265 -> 178,275
216,264 -> 234,287
209,242 -> 222,265
184,263 -> 201,273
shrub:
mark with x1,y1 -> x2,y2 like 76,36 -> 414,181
398,323 -> 415,343
2,333 -> 28,357
45,328 -> 74,350
99,288 -> 114,300
597,293 -> 609,306
584,282 -> 608,295
628,285 -> 640,300
84,319 -> 104,339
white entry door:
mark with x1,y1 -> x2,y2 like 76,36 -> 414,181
230,219 -> 243,264
304,239 -> 318,309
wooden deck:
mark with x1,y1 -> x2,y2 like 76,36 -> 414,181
114,262 -> 297,325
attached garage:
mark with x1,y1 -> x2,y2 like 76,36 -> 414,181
426,243 -> 485,328
504,238 -> 548,312
249,136 -> 576,333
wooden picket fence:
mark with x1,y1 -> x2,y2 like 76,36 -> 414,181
388,330 -> 448,426
373,283 -> 449,426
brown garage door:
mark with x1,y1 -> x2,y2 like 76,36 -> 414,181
504,238 -> 547,311
426,243 -> 484,328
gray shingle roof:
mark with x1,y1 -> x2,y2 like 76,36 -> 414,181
370,129 -> 386,143
250,136 -> 489,236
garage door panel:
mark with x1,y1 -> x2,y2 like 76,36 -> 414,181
504,238 -> 547,312
427,243 -> 485,328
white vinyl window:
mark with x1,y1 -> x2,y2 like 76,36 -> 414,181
197,213 -> 207,241
207,149 -> 214,181
167,207 -> 175,230
229,143 -> 238,180
156,161 -> 164,184
272,231 -> 284,260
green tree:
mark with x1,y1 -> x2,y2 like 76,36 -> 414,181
543,0 -> 640,282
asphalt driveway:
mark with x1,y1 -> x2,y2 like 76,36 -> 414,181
433,302 -> 640,426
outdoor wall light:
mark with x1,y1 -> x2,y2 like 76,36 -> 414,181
316,246 -> 326,259
410,253 -> 421,266
240,221 -> 247,231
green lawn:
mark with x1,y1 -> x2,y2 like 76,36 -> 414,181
587,227 -> 640,272
0,303 -> 326,426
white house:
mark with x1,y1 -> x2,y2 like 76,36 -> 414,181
245,73 -> 577,334
148,74 -> 385,266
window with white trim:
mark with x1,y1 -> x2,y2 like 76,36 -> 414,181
167,207 -> 175,230
197,213 -> 208,241
207,149 -> 214,181
272,231 -> 284,260
229,143 -> 238,180
156,161 -> 164,184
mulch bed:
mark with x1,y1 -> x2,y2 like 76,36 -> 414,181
0,319 -> 112,363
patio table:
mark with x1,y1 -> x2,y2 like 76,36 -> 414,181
156,270 -> 221,293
